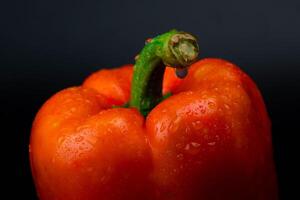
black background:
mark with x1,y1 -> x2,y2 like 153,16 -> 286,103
1,0 -> 299,199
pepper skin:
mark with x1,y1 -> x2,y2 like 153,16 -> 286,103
30,30 -> 277,200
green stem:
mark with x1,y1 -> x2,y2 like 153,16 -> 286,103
129,29 -> 199,116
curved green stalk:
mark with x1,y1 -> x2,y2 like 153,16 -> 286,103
129,29 -> 199,116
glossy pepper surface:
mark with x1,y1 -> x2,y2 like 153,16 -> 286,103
30,30 -> 278,200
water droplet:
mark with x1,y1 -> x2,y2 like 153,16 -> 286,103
85,99 -> 91,104
224,104 -> 230,109
185,142 -> 201,155
200,108 -> 206,114
76,125 -> 90,132
145,38 -> 152,44
75,136 -> 83,142
185,127 -> 190,133
225,124 -> 230,130
176,154 -> 184,160
176,68 -> 188,79
171,118 -> 180,132
57,137 -> 64,145
161,109 -> 167,113
159,123 -> 167,133
107,128 -> 113,134
192,121 -> 202,131
191,142 -> 200,148
134,54 -> 140,60
185,144 -> 190,151
208,102 -> 215,109
208,142 -> 216,146
79,145 -> 85,151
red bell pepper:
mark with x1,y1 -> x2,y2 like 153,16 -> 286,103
30,30 -> 278,200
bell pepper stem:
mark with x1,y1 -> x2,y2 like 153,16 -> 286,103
129,30 -> 199,116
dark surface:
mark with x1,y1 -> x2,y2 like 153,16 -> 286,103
1,0 -> 299,199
